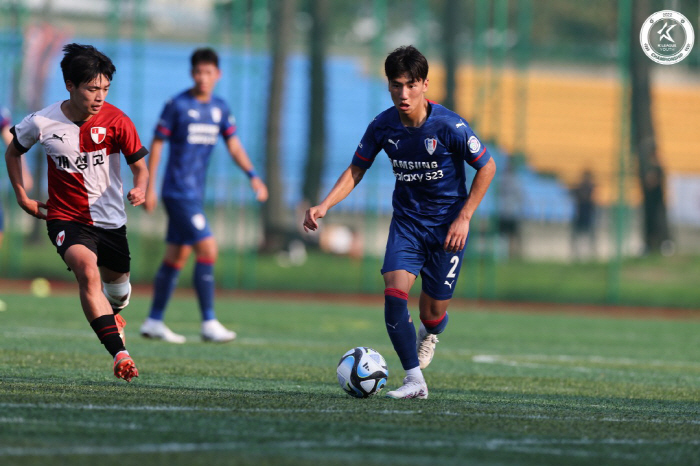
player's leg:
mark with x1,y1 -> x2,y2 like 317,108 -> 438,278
381,217 -> 428,399
93,223 -> 140,381
194,236 -> 235,342
141,243 -> 189,343
100,267 -> 131,344
416,293 -> 450,369
47,220 -> 136,381
62,244 -> 136,381
383,270 -> 428,399
142,198 -> 194,343
417,229 -> 466,370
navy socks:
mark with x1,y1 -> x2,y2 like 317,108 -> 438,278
384,288 -> 419,370
194,260 -> 216,321
149,261 -> 181,320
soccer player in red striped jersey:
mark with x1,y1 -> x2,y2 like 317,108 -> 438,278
304,46 -> 496,399
4,43 -> 148,382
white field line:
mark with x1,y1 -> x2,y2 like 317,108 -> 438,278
3,327 -> 699,369
1,402 -> 698,426
0,327 -> 94,339
2,436 -> 696,459
0,327 -> 330,348
470,353 -> 700,370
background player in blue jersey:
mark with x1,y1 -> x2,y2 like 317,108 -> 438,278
1,106 -> 33,248
304,46 -> 496,399
142,48 -> 268,343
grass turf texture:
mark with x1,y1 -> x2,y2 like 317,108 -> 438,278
0,291 -> 699,466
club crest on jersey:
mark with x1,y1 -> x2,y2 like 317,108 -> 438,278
90,127 -> 107,144
56,230 -> 66,247
211,107 -> 222,123
468,136 -> 481,153
424,138 -> 437,155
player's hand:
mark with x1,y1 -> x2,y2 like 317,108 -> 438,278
144,188 -> 158,212
18,197 -> 47,220
251,177 -> 268,202
444,217 -> 470,253
303,205 -> 327,232
127,187 -> 145,207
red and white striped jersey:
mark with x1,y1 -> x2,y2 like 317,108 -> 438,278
12,101 -> 147,229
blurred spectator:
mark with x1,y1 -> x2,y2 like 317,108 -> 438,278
497,161 -> 522,258
571,169 -> 596,260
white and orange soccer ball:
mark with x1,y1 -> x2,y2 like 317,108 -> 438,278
336,347 -> 388,398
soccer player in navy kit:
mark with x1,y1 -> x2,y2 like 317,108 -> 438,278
304,46 -> 496,399
142,48 -> 268,343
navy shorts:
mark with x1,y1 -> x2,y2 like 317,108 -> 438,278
163,197 -> 212,245
381,215 -> 466,300
46,220 -> 131,273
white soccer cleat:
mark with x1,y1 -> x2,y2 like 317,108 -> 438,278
139,318 -> 186,344
386,376 -> 429,399
201,319 -> 236,343
417,323 -> 439,370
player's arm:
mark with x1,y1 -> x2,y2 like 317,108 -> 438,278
303,164 -> 366,232
20,156 -> 34,192
5,140 -> 46,219
127,157 -> 149,207
225,135 -> 268,202
1,123 -> 12,146
144,137 -> 164,212
2,124 -> 33,191
444,157 -> 497,253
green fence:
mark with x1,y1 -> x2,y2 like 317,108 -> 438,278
1,0 -> 699,309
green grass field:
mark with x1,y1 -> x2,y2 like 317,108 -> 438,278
0,289 -> 699,466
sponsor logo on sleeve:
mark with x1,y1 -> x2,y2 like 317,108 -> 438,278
468,136 -> 481,154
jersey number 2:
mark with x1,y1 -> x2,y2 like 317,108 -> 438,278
447,256 -> 459,278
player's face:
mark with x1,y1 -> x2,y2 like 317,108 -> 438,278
388,74 -> 428,118
66,74 -> 110,118
191,63 -> 221,97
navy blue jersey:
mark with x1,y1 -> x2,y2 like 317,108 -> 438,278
352,102 -> 491,226
156,90 -> 236,200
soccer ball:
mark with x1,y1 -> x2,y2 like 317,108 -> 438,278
336,347 -> 388,398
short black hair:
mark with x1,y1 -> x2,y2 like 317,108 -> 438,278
191,48 -> 219,69
384,45 -> 429,82
60,43 -> 116,85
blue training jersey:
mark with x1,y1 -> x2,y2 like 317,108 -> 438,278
352,102 -> 492,226
156,90 -> 236,200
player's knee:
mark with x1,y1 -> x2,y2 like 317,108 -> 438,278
195,242 -> 217,263
102,279 -> 132,310
73,263 -> 101,289
195,250 -> 217,264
